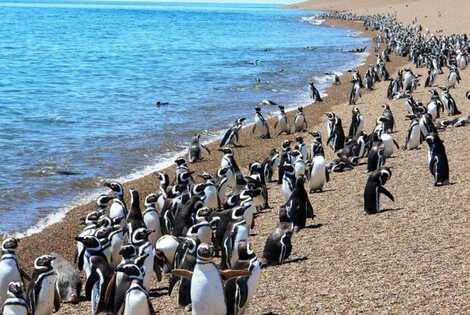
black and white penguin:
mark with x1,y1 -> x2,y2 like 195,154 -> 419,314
367,141 -> 386,173
380,131 -> 399,158
188,134 -> 211,163
404,117 -> 421,150
277,140 -> 291,184
349,71 -> 362,105
282,176 -> 314,230
197,173 -> 220,209
143,193 -> 163,247
348,107 -> 364,140
175,158 -> 195,191
262,222 -> 293,266
220,118 -> 246,148
427,90 -> 443,120
308,151 -> 329,193
381,104 -> 395,133
116,262 -> 156,315
171,243 -> 250,315
127,189 -> 146,238
131,228 -> 159,289
281,164 -> 296,202
0,238 -> 30,309
309,131 -> 325,158
425,134 -> 450,186
262,148 -> 279,183
363,167 -> 394,214
447,66 -> 460,89
104,181 -> 128,223
2,281 -> 30,315
28,255 -> 61,315
419,112 -> 437,138
294,107 -> 308,132
441,89 -> 461,116
252,107 -> 270,139
325,112 -> 345,153
274,105 -> 290,135
309,82 -> 323,103
216,167 -> 234,206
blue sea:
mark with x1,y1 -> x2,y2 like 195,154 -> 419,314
0,0 -> 369,234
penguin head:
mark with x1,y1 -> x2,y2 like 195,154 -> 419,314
218,147 -> 233,155
195,207 -> 212,222
379,167 -> 392,184
281,140 -> 291,150
174,158 -> 187,167
103,181 -> 124,198
115,263 -> 144,281
157,172 -> 169,185
131,228 -> 153,245
279,105 -> 285,112
236,117 -> 246,125
7,282 -> 25,298
198,172 -> 213,181
325,112 -> 335,120
191,183 -> 206,196
83,211 -> 101,226
196,243 -> 215,263
237,241 -> 256,262
295,136 -> 304,144
97,215 -> 112,228
297,106 -> 303,113
144,193 -> 159,206
353,107 -> 360,114
119,245 -> 137,260
34,255 -> 56,270
187,221 -> 212,244
255,106 -> 261,113
217,167 -> 231,178
1,238 -> 19,252
75,235 -> 101,251
96,194 -> 113,208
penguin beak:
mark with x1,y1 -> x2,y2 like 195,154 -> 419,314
103,181 -> 112,188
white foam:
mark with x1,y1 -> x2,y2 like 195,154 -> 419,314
301,16 -> 325,26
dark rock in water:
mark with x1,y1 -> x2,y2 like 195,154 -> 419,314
52,252 -> 82,304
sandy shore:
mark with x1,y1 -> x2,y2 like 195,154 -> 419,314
8,2 -> 470,313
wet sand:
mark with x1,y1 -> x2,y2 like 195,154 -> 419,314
9,4 -> 470,314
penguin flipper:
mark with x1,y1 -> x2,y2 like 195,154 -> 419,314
54,283 -> 61,312
85,270 -> 99,301
19,266 -> 32,282
102,273 -> 116,312
325,168 -> 330,182
148,298 -> 157,315
379,186 -> 395,202
172,269 -> 193,279
220,270 -> 250,280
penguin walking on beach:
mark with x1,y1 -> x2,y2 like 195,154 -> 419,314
281,164 -> 296,202
188,134 -> 211,163
2,282 -> 30,315
252,107 -> 270,139
127,189 -> 146,238
308,151 -> 329,193
295,136 -> 308,161
309,82 -> 323,103
0,238 -> 30,309
381,104 -> 395,133
367,140 -> 386,173
277,140 -> 291,184
380,131 -> 400,158
447,66 -> 461,89
441,89 -> 461,116
171,243 -> 250,315
116,262 -> 156,315
425,134 -> 450,186
348,107 -> 364,140
363,167 -> 394,214
104,181 -> 128,224
427,90 -> 443,120
404,117 -> 421,150
274,105 -> 290,135
262,222 -> 293,266
143,193 -> 163,246
220,118 -> 246,148
28,255 -> 61,315
294,107 -> 308,132
325,112 -> 345,153
282,176 -> 314,231
349,72 -> 362,105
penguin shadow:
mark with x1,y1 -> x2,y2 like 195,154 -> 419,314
282,256 -> 308,265
377,207 -> 404,214
309,189 -> 335,194
149,287 -> 169,298
261,312 -> 280,315
304,223 -> 323,229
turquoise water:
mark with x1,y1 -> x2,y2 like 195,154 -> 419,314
0,1 -> 368,234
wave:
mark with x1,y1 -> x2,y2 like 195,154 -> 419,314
301,16 -> 325,26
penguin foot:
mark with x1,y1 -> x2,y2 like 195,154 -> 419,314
184,305 -> 192,313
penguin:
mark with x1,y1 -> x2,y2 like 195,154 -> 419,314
349,72 -> 362,105
447,66 -> 460,89
188,134 -> 211,163
0,238 -> 30,309
262,222 -> 293,266
404,117 -> 421,150
283,176 -> 314,230
219,147 -> 243,193
294,107 -> 308,132
252,107 -> 270,139
456,50 -> 467,70
222,219 -> 249,269
309,153 -> 329,193
171,243 -> 250,315
427,90 -> 443,120
220,118 -> 245,148
295,136 -> 308,161
197,173 -> 220,209
224,242 -> 261,315
104,181 -> 128,223
309,82 -> 323,102
441,89 -> 461,116
419,112 -> 437,138
348,107 -> 364,140
363,167 -> 394,214
262,148 -> 279,183
290,150 -> 306,179
367,142 -> 386,173
127,189 -> 146,239
381,104 -> 395,133
309,131 -> 325,158
380,131 -> 400,158
425,134 -> 450,186
274,105 -> 290,135
325,112 -> 345,152
28,255 -> 61,315
142,193 -> 163,247
216,167 -> 234,206
2,282 -> 30,315
175,159 -> 195,191
277,140 -> 291,184
281,164 -> 296,202
116,262 -> 156,315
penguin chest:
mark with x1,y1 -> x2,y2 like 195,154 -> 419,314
281,179 -> 294,201
191,266 -> 226,315
124,289 -> 150,315
2,302 -> 28,315
204,186 -> 218,208
381,135 -> 393,157
278,115 -> 287,129
144,211 -> 162,244
0,260 -> 21,303
109,201 -> 126,221
35,275 -> 57,315
294,115 -> 305,129
309,157 -> 326,190
408,126 -> 420,149
254,117 -> 267,134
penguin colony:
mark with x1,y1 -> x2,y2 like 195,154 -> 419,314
2,11 -> 470,315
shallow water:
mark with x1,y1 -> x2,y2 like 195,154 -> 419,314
0,1 -> 369,234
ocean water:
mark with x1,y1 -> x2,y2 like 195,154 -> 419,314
0,1 -> 369,235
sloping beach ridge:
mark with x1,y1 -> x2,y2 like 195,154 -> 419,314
4,0 -> 470,314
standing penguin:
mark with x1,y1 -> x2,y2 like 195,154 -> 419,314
127,189 -> 146,238
367,141 -> 386,173
116,262 -> 156,315
2,282 -> 30,315
325,112 -> 345,153
104,181 -> 128,223
0,238 -> 30,309
171,243 -> 250,315
220,118 -> 245,148
309,82 -> 323,103
363,167 -> 394,214
277,140 -> 291,184
294,107 -> 308,132
426,134 -> 449,186
281,164 -> 296,202
143,193 -> 163,247
380,131 -> 400,158
283,176 -> 314,231
404,117 -> 421,150
274,105 -> 290,135
252,107 -> 271,139
28,255 -> 61,315
447,66 -> 460,89
262,222 -> 293,266
188,134 -> 211,163
441,89 -> 461,116
381,104 -> 395,133
309,152 -> 329,193
295,136 -> 308,161
348,107 -> 364,140
349,72 -> 362,105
